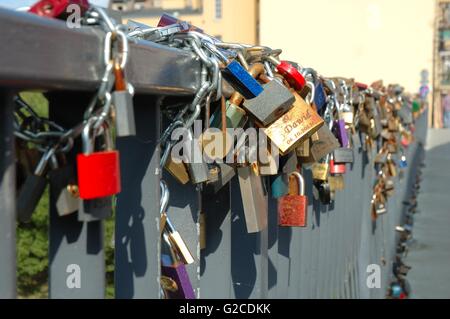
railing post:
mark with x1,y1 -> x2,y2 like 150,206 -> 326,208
0,90 -> 17,299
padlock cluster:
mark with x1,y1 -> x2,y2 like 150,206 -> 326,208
14,1 -> 427,299
387,142 -> 426,299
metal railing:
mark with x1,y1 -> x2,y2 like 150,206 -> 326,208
0,7 -> 427,299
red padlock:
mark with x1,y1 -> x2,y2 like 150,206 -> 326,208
278,172 -> 307,227
330,159 -> 346,175
265,57 -> 306,91
355,82 -> 368,91
157,13 -> 204,33
77,118 -> 121,200
29,0 -> 90,19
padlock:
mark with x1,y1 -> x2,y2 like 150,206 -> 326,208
237,166 -> 268,233
388,116 -> 399,132
399,154 -> 408,169
258,146 -> 279,176
184,128 -> 209,184
308,125 -> 340,162
314,80 -> 327,113
330,157 -> 346,175
375,202 -> 387,215
199,210 -> 206,250
113,60 -> 136,137
243,79 -> 295,126
161,238 -> 196,299
278,172 -> 307,227
333,148 -> 354,164
205,163 -> 235,194
77,118 -> 120,199
296,138 -> 310,158
203,42 -> 263,99
374,148 -> 388,164
263,91 -> 324,155
17,147 -> 55,223
316,181 -> 333,205
160,181 -> 195,265
210,96 -> 248,130
29,0 -> 89,19
397,105 -> 413,125
265,56 -> 306,91
311,160 -> 329,182
270,174 -> 288,199
165,156 -> 190,185
48,154 -> 79,217
387,154 -> 397,177
328,175 -> 345,192
157,12 -> 203,33
412,100 -> 421,113
391,283 -> 403,299
333,119 -> 349,148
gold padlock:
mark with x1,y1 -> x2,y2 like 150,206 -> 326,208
165,156 -> 190,185
328,175 -> 345,191
264,91 -> 324,155
199,211 -> 206,250
295,138 -> 310,158
312,162 -> 329,181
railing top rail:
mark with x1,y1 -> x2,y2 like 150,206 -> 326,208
0,8 -> 201,96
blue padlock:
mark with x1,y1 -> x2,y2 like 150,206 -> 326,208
223,61 -> 264,99
391,283 -> 402,298
270,174 -> 289,199
399,155 -> 408,168
314,81 -> 327,113
203,41 -> 263,99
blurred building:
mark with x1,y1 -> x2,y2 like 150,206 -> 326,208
114,0 -> 259,45
433,0 -> 450,128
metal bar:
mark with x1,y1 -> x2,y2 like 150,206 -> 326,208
0,90 -> 17,299
48,92 -> 105,298
0,8 -> 201,95
115,95 -> 161,298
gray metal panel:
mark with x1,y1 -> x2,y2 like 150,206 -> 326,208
115,96 -> 161,298
200,185 -> 233,299
230,176 -> 268,299
267,192 -> 279,299
0,91 -> 17,299
0,8 -> 200,95
48,92 -> 105,299
162,175 -> 200,298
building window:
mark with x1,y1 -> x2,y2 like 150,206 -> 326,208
215,0 -> 222,19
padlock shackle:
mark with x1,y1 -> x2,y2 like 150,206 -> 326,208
81,117 -> 97,155
159,180 -> 170,216
289,172 -> 305,196
159,180 -> 176,233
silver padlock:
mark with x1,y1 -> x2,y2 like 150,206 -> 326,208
113,58 -> 136,137
237,166 -> 268,233
185,128 -> 209,184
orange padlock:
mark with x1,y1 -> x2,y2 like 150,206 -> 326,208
278,172 -> 307,227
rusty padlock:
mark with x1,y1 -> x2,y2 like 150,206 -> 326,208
278,172 -> 307,227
